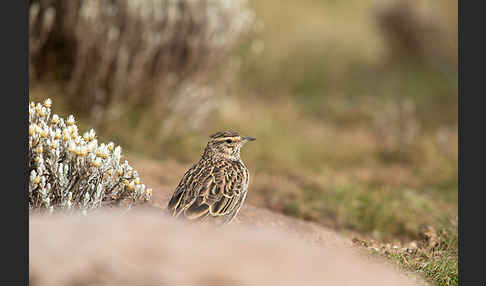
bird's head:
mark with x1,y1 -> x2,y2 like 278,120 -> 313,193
204,131 -> 256,161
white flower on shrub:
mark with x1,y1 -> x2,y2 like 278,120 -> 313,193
29,98 -> 152,212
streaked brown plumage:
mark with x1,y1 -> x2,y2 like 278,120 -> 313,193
167,131 -> 256,224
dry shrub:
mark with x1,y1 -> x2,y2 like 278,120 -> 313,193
29,98 -> 152,212
373,0 -> 455,70
29,0 -> 255,134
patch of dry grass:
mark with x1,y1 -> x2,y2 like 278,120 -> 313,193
353,217 -> 458,286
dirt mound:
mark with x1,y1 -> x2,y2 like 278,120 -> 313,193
30,209 -> 420,286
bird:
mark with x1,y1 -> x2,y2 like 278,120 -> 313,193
167,131 -> 256,224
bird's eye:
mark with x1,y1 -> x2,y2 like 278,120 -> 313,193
225,139 -> 233,143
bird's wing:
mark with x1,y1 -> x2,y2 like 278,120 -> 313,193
167,163 -> 200,215
168,161 -> 244,221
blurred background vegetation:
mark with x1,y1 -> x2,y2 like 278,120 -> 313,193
29,0 -> 457,246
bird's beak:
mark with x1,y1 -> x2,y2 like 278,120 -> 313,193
243,136 -> 256,142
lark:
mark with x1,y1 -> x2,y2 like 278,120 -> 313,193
167,131 -> 256,224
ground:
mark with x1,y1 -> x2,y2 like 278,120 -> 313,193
30,153 -> 430,286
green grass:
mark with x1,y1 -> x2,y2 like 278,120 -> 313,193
386,219 -> 458,286
353,217 -> 458,286
280,180 -> 455,240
